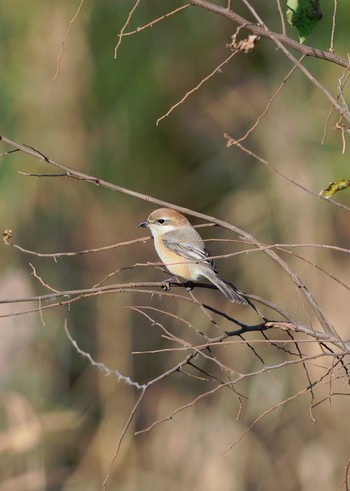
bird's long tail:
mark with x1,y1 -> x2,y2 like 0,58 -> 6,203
203,272 -> 248,304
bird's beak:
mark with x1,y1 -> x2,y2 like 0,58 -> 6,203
139,220 -> 149,228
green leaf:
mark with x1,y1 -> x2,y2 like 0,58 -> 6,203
286,0 -> 323,43
319,179 -> 350,198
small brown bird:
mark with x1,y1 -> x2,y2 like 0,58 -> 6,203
139,208 -> 247,304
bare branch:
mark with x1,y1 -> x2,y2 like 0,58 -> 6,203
233,57 -> 302,144
103,388 -> 146,489
188,0 -> 348,69
0,135 -> 341,340
53,0 -> 86,80
330,0 -> 338,53
275,0 -> 286,35
156,49 -> 239,125
123,4 -> 191,36
114,0 -> 141,58
3,234 -> 150,258
64,320 -> 145,390
240,0 -> 350,124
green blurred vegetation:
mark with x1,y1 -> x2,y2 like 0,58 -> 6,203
0,1 -> 350,490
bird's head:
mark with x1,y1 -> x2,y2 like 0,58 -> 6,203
139,208 -> 190,236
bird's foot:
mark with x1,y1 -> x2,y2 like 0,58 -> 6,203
185,281 -> 194,291
161,276 -> 176,292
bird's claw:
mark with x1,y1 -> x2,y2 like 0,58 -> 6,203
161,281 -> 171,292
185,281 -> 194,291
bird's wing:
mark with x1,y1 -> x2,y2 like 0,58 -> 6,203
163,231 -> 217,272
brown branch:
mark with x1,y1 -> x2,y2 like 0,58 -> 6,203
103,388 -> 146,489
242,0 -> 350,124
330,0 -> 338,53
136,352 -> 347,437
188,0 -> 350,125
0,279 -> 348,351
3,234 -> 150,258
114,0 -> 141,59
275,0 -> 286,35
344,457 -> 350,491
64,319 -> 145,389
156,48 -> 239,125
132,338 -> 327,355
123,4 -> 191,36
53,0 -> 86,80
234,56 -> 302,144
188,0 -> 348,69
134,379 -> 232,435
224,385 -> 310,452
224,135 -> 350,214
0,135 -> 339,341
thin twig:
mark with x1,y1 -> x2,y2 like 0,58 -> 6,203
29,263 -> 60,293
64,319 -> 145,389
329,0 -> 338,53
114,0 -> 141,59
188,0 -> 348,69
234,56 -> 302,144
103,388 -> 147,489
275,0 -> 286,35
123,4 -> 191,36
224,135 -> 350,215
240,0 -> 350,124
0,134 -> 340,341
53,0 -> 86,80
3,235 -> 149,258
156,49 -> 239,125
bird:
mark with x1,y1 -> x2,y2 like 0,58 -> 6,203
139,208 -> 247,304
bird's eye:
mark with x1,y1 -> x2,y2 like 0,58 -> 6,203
157,219 -> 166,224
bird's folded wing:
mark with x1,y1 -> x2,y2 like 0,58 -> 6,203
163,239 -> 217,272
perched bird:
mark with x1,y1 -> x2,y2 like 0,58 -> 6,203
139,208 -> 247,304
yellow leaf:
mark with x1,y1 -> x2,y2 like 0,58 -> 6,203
319,179 -> 350,198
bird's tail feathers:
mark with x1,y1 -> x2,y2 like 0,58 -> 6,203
203,272 -> 248,304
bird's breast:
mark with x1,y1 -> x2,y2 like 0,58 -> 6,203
153,237 -> 193,280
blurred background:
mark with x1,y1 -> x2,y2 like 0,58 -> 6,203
0,1 -> 350,490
